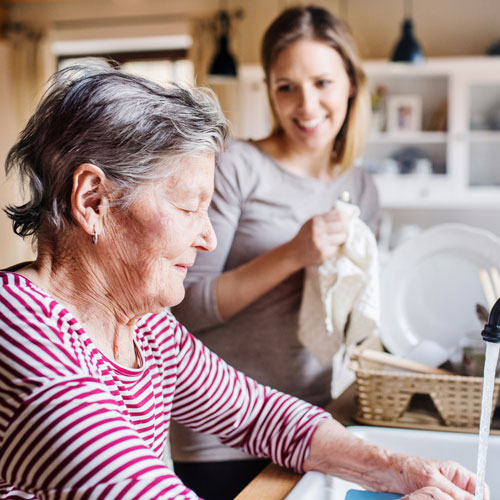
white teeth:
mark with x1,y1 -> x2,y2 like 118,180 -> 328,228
297,117 -> 324,129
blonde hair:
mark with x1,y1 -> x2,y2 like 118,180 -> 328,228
261,4 -> 371,172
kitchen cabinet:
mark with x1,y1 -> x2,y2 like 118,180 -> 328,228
363,57 -> 500,210
207,65 -> 271,142
224,57 -> 500,211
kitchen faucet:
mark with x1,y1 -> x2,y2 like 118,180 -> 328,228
481,297 -> 500,343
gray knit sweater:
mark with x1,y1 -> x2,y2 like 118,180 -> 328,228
170,139 -> 379,462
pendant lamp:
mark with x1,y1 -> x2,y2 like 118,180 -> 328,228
391,0 -> 424,63
209,10 -> 237,77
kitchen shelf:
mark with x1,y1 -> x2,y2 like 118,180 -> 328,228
368,131 -> 448,144
467,131 -> 500,142
212,57 -> 500,211
363,57 -> 500,209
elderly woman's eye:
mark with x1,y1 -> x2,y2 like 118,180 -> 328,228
180,207 -> 197,215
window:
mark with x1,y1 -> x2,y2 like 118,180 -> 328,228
58,49 -> 194,86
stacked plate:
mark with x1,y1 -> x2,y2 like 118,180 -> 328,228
380,223 -> 500,359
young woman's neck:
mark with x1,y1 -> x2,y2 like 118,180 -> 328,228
258,132 -> 339,181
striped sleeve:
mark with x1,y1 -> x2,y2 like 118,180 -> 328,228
0,276 -> 201,500
171,322 -> 332,472
0,379 -> 199,500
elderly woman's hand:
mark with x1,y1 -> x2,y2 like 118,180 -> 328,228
288,208 -> 348,268
399,487 -> 455,499
392,455 -> 485,500
304,420 -> 487,500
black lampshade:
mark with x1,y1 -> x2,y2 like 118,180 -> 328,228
391,18 -> 424,63
209,10 -> 237,77
209,34 -> 237,77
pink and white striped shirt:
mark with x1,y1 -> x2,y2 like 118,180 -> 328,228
0,272 -> 330,499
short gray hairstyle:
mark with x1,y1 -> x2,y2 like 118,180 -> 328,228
4,59 -> 230,238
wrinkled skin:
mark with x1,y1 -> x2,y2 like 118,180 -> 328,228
396,458 -> 487,500
305,420 -> 488,500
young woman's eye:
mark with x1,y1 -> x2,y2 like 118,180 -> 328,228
316,79 -> 333,88
277,84 -> 293,93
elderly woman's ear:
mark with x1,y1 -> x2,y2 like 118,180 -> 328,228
70,163 -> 109,240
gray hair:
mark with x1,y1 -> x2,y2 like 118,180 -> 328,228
4,59 -> 230,238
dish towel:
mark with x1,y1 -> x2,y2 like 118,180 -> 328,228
298,200 -> 380,396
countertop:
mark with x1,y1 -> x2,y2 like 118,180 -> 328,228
234,384 -> 358,500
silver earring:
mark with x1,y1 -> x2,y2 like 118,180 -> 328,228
91,229 -> 98,245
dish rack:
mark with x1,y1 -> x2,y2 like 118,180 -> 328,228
349,336 -> 500,432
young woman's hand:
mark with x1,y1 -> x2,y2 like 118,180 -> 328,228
213,208 -> 348,320
288,208 -> 348,268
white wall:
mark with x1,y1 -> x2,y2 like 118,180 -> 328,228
2,0 -> 500,266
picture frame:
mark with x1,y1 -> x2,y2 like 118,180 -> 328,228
386,95 -> 422,133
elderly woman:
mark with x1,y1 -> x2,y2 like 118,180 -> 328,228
0,61 -> 481,500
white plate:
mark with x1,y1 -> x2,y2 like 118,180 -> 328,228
285,426 -> 500,500
380,223 -> 500,356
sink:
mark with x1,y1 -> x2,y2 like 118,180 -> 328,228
285,426 -> 500,500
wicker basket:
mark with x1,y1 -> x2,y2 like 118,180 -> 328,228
349,336 -> 500,430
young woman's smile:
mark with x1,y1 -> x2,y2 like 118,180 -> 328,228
269,39 -> 352,153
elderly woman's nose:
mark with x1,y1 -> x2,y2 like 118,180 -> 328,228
198,217 -> 217,252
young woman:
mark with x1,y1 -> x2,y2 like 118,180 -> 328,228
170,5 -> 379,500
